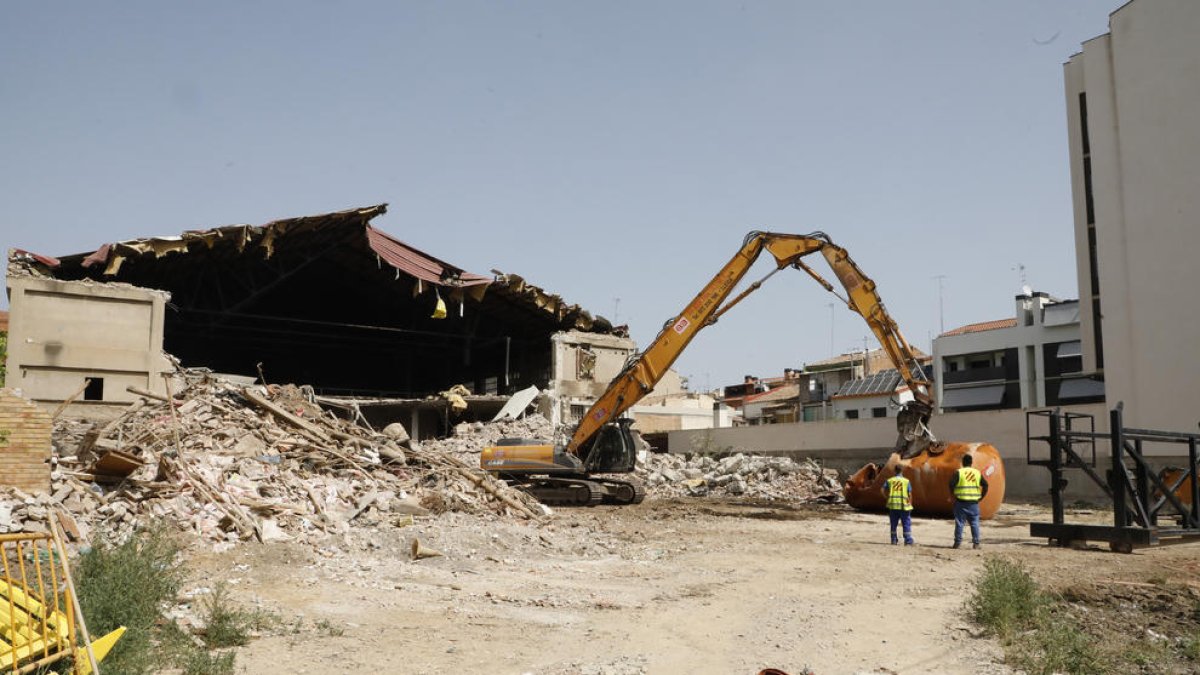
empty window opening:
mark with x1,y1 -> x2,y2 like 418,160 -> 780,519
83,378 -> 104,401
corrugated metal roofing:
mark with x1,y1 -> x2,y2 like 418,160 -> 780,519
365,226 -> 490,288
940,318 -> 1018,337
14,203 -> 621,335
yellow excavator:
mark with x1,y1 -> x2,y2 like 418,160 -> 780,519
481,231 -> 938,506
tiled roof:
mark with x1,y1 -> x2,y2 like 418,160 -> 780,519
743,383 -> 802,405
940,318 -> 1018,337
0,310 -> 7,333
804,347 -> 928,372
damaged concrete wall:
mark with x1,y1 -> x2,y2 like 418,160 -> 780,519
6,275 -> 173,405
0,390 -> 51,493
544,331 -> 636,426
542,330 -> 702,431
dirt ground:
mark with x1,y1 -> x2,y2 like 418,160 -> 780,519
189,499 -> 1200,675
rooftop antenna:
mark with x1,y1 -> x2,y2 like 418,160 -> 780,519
1012,264 -> 1029,293
932,274 -> 947,334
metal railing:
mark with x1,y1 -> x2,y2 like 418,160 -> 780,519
1027,403 -> 1200,552
0,532 -> 78,674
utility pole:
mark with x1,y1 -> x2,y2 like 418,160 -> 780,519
828,302 -> 835,358
933,275 -> 947,335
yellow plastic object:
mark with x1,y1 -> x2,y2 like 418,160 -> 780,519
76,626 -> 127,675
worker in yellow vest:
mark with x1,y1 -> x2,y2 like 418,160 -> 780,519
882,464 -> 914,545
950,453 -> 989,549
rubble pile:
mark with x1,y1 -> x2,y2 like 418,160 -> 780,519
426,415 -> 557,463
637,452 -> 844,502
42,375 -> 544,549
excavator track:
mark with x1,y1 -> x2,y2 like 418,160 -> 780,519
503,476 -> 646,507
510,478 -> 604,506
595,478 -> 646,505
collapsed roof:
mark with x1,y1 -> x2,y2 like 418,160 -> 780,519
13,204 -> 620,397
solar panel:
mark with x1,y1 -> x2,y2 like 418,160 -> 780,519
835,369 -> 901,397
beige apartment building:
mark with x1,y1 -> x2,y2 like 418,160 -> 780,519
1063,0 -> 1200,433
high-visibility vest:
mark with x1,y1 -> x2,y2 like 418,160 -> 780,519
954,467 -> 983,502
885,475 -> 912,511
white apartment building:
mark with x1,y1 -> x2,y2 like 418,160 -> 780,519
1063,0 -> 1200,432
932,292 -> 1103,413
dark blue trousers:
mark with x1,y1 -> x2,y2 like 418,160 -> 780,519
888,510 -> 913,544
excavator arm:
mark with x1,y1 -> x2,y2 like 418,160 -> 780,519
569,231 -> 936,461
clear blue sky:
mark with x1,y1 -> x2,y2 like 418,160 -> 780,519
1,1 -> 1121,391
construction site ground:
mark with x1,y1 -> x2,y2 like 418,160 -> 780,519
193,499 -> 1200,675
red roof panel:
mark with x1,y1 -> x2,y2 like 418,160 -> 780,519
366,226 -> 491,288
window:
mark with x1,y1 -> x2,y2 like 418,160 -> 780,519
83,378 -> 104,401
575,347 -> 597,381
871,407 -> 887,418
569,404 -> 587,422
845,409 -> 859,420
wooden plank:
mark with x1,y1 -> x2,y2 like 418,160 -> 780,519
90,450 -> 143,478
49,379 -> 92,420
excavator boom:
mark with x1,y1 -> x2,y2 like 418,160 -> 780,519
568,231 -> 935,460
482,230 -> 940,505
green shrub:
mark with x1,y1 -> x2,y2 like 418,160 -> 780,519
75,528 -> 184,675
73,527 -> 250,674
969,558 -> 1044,638
968,559 -> 1107,674
201,583 -> 257,648
1030,615 -> 1107,674
1183,634 -> 1200,661
178,648 -> 236,675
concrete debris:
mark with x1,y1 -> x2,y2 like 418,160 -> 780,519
21,374 -> 843,554
40,373 -> 545,550
637,452 -> 844,503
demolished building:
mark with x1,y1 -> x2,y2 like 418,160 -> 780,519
5,204 -> 637,438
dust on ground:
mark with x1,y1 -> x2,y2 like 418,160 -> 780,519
189,500 -> 1200,675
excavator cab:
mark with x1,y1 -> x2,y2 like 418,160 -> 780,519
582,418 -> 640,474
481,418 -> 646,506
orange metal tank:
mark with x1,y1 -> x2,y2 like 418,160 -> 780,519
843,442 -> 1006,520
1156,468 -> 1195,507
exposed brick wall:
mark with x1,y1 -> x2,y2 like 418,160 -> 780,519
0,390 -> 52,493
